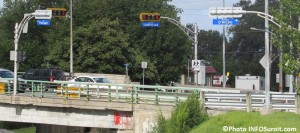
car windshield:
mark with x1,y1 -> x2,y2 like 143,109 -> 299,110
0,71 -> 14,78
93,78 -> 113,83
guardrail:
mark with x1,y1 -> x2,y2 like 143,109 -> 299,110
0,78 -> 299,112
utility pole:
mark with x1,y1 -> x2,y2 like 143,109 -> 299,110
279,4 -> 283,92
70,0 -> 73,77
264,0 -> 271,108
194,23 -> 198,85
222,0 -> 226,88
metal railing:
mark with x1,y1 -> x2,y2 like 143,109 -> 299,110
0,79 -> 298,112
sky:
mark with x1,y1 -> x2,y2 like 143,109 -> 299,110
0,0 -> 254,32
170,0 -> 253,32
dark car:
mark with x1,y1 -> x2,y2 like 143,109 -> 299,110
21,68 -> 65,91
22,68 -> 65,81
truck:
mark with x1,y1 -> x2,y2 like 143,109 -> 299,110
235,74 -> 265,91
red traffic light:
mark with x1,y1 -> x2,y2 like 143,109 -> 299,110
140,13 -> 160,22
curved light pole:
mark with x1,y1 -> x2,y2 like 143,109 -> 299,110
161,16 -> 198,85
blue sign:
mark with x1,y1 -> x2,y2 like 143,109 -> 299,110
141,22 -> 160,28
36,19 -> 51,26
213,18 -> 239,25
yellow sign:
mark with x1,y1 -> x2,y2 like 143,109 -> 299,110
140,13 -> 160,22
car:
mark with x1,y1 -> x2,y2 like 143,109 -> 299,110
22,68 -> 65,81
0,68 -> 14,79
21,68 -> 65,91
68,76 -> 123,90
0,68 -> 24,92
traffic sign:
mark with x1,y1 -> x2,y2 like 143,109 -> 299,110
36,19 -> 51,26
192,60 -> 201,71
34,10 -> 52,19
212,18 -> 239,25
141,22 -> 160,28
259,55 -> 268,69
219,75 -> 229,83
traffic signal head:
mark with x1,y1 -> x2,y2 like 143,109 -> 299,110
47,8 -> 67,18
140,13 -> 160,22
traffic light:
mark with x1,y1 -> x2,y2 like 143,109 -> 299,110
47,8 -> 67,18
209,7 -> 244,18
140,13 -> 160,22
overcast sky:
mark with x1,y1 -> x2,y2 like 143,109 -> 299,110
0,0 -> 3,8
170,0 -> 254,32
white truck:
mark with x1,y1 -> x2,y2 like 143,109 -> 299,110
235,74 -> 265,91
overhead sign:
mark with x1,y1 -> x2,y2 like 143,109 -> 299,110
34,10 -> 52,19
141,22 -> 160,28
36,19 -> 51,26
213,18 -> 239,25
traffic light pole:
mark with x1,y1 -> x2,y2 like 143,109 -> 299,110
160,16 -> 198,85
13,14 -> 35,95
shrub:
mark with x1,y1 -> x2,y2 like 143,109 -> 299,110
152,93 -> 208,133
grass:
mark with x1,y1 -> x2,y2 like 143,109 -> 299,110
190,111 -> 300,133
10,127 -> 35,133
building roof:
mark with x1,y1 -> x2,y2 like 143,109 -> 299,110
205,66 -> 217,73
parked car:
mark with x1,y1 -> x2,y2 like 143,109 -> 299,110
22,68 -> 65,81
0,68 -> 14,79
68,76 -> 123,90
21,68 -> 65,90
0,68 -> 24,92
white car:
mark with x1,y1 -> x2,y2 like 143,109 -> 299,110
68,76 -> 123,90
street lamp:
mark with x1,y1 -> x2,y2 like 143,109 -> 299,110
250,27 -> 283,92
209,3 -> 281,109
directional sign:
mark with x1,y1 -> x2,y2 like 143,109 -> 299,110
36,19 -> 51,26
141,22 -> 160,28
213,18 -> 239,25
192,60 -> 201,71
34,10 -> 52,19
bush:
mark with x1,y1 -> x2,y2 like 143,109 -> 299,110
152,93 -> 209,133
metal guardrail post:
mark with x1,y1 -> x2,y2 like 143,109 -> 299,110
86,86 -> 89,101
108,86 -> 111,102
135,86 -> 138,104
246,92 -> 252,112
200,91 -> 205,106
155,87 -> 159,105
296,93 -> 300,114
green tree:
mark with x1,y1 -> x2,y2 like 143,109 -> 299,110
0,0 -> 193,85
272,0 -> 300,91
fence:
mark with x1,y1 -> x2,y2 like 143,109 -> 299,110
0,78 -> 299,112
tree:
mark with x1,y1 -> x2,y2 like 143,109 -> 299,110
272,0 -> 300,91
0,0 -> 191,85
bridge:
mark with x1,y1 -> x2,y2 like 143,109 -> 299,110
0,79 -> 299,133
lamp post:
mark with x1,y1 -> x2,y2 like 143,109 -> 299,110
70,0 -> 73,77
222,0 -> 226,88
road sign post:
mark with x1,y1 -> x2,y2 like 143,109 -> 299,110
141,62 -> 147,85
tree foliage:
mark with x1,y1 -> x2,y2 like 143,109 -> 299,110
0,0 -> 192,85
272,0 -> 300,74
